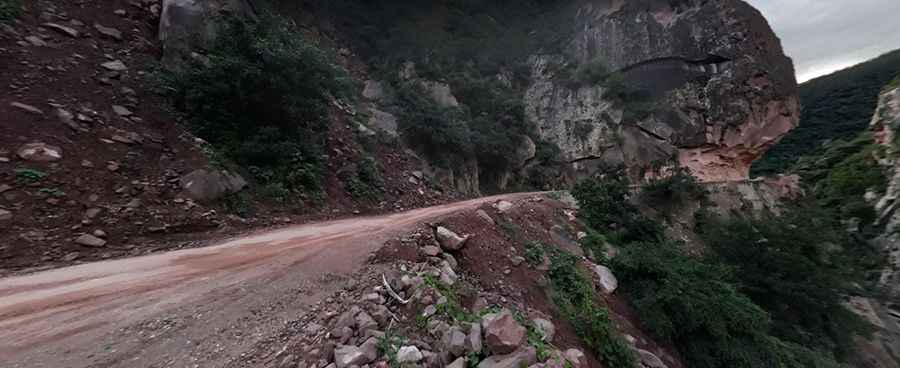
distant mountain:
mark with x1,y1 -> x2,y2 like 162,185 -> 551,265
753,49 -> 900,175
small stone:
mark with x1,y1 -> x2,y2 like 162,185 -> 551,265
590,264 -> 618,294
11,102 -> 45,115
637,349 -> 668,368
63,252 -> 80,262
395,346 -> 423,364
75,234 -> 107,247
101,60 -> 128,71
93,229 -> 107,238
126,199 -> 142,208
25,36 -> 47,47
477,347 -> 537,368
493,200 -> 514,213
334,345 -> 372,368
107,161 -> 120,171
94,24 -> 123,41
0,209 -> 12,222
18,143 -> 62,162
510,256 -> 525,267
0,185 -> 11,193
435,226 -> 469,251
363,293 -> 386,305
42,23 -> 79,38
112,105 -> 132,116
114,9 -> 127,16
562,349 -> 588,368
442,326 -> 467,357
468,322 -> 483,353
475,209 -> 495,224
447,357 -> 466,368
422,245 -> 441,257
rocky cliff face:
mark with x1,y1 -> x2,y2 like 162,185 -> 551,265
525,0 -> 799,182
860,85 -> 900,368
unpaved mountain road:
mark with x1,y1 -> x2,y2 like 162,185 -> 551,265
0,193 -> 538,368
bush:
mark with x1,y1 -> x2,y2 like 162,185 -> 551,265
612,240 -> 846,368
572,171 -> 665,244
159,14 -> 352,197
546,249 -> 636,368
346,157 -> 383,199
0,0 -> 19,22
578,229 -> 608,263
395,82 -> 473,168
640,166 -> 706,211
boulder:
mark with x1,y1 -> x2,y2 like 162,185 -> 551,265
477,347 -> 537,368
435,226 -> 469,251
637,349 -> 668,368
359,338 -> 379,363
94,23 -> 123,41
180,169 -> 248,202
562,349 -> 588,368
395,346 -> 424,364
334,345 -> 372,368
442,326 -> 468,357
447,357 -> 466,368
475,209 -> 495,225
590,264 -> 618,294
481,309 -> 526,354
75,234 -> 107,247
17,143 -> 62,162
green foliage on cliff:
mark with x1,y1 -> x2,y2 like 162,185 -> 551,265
791,132 -> 886,227
0,0 -> 19,22
697,205 -> 877,361
573,174 -> 870,367
159,14 -> 353,196
754,49 -> 900,175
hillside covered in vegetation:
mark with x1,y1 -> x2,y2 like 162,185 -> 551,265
754,49 -> 900,175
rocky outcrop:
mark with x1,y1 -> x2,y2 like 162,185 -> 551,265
858,85 -> 900,368
525,0 -> 799,182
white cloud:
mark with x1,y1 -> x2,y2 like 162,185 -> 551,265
745,0 -> 900,82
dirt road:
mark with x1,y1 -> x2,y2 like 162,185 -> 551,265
0,193 -> 536,368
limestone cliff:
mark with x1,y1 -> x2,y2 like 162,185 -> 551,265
860,85 -> 900,368
525,0 -> 799,182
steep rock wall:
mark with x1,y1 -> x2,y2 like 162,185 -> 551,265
525,0 -> 799,182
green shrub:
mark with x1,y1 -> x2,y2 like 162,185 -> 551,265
395,82 -> 473,168
698,205 -> 876,361
523,241 -> 546,266
578,229 -> 608,263
612,240 -> 846,368
0,0 -> 19,22
15,168 -> 48,184
159,14 -> 352,197
640,166 -> 706,211
346,157 -> 383,199
572,172 -> 664,244
547,249 -> 636,368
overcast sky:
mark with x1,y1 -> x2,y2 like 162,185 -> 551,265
745,0 -> 900,83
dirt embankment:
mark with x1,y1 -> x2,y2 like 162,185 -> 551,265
0,0 -> 458,276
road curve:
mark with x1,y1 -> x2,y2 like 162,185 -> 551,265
0,193 -> 538,368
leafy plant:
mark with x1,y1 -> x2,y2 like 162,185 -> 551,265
572,171 -> 664,244
578,229 -> 608,264
523,241 -> 545,266
546,249 -> 636,368
158,13 -> 352,197
15,168 -> 48,184
38,187 -> 65,198
0,0 -> 20,23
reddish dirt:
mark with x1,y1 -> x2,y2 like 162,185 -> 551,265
0,193 -> 533,368
0,0 -> 460,276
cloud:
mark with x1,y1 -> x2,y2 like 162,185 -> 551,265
745,0 -> 900,82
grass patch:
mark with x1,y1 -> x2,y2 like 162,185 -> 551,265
546,249 -> 636,368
